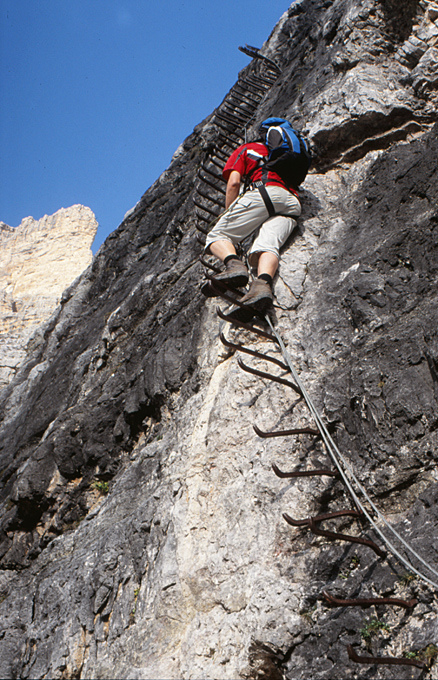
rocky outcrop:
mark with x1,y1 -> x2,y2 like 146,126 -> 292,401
0,205 -> 97,390
1,1 -> 438,678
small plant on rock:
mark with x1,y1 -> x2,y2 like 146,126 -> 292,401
91,480 -> 109,495
360,617 -> 390,641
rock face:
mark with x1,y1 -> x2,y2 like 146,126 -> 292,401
1,1 -> 438,678
0,205 -> 97,390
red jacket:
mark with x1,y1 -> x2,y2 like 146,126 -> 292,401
223,142 -> 299,196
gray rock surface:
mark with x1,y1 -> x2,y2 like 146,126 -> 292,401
1,1 -> 438,678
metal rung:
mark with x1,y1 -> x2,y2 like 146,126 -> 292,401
193,198 -> 220,218
213,150 -> 230,163
199,255 -> 221,274
208,282 -> 266,319
254,424 -> 319,438
220,334 -> 288,369
214,118 -> 242,136
273,464 -> 339,479
225,95 -> 258,112
247,72 -> 278,87
196,187 -> 224,207
195,221 -> 209,234
195,211 -> 210,224
216,133 -> 240,147
206,156 -> 224,170
244,75 -> 271,91
217,108 -> 250,127
308,518 -> 386,558
222,107 -> 256,127
216,307 -> 277,341
347,645 -> 425,669
215,129 -> 243,146
200,163 -> 224,181
233,82 -> 262,103
283,509 -> 362,527
196,182 -> 224,203
238,44 -> 281,74
237,358 -> 302,395
216,111 -> 247,128
219,104 -> 251,122
199,167 -> 226,189
322,591 -> 418,609
235,80 -> 266,98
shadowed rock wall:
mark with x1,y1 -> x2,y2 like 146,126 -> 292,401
1,1 -> 438,678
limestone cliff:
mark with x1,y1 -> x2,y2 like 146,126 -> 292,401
0,205 -> 97,390
1,1 -> 438,679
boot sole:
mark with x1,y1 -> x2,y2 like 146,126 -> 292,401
225,295 -> 272,322
213,273 -> 249,288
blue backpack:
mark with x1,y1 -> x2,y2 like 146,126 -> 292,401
257,117 -> 312,189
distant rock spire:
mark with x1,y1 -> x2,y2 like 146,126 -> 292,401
0,204 -> 97,390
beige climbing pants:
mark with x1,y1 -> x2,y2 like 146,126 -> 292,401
205,185 -> 301,266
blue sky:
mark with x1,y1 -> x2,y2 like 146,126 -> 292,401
1,1 -> 291,252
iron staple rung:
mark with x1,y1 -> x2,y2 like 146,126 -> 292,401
202,278 -> 244,298
196,172 -> 225,194
225,95 -> 258,112
254,424 -> 319,438
195,221 -> 209,234
216,111 -> 248,128
283,509 -> 362,527
200,163 -> 224,181
238,358 -> 302,395
199,168 -> 226,191
216,307 -> 277,341
196,180 -> 225,201
211,144 -> 229,158
193,198 -> 221,218
308,518 -> 386,558
196,187 -> 225,208
219,334 -> 289,369
238,44 -> 281,74
216,131 -> 242,147
196,233 -> 206,246
217,108 -> 250,127
247,71 -> 278,87
196,186 -> 225,207
199,255 -> 222,274
235,79 -> 267,99
347,645 -> 425,669
227,88 -> 259,106
273,464 -> 339,479
244,75 -> 271,91
214,118 -> 243,137
209,282 -> 267,321
216,132 -> 243,150
322,591 -> 418,609
195,211 -> 210,223
221,104 -> 255,123
241,74 -> 270,91
205,156 -> 224,170
233,81 -> 263,103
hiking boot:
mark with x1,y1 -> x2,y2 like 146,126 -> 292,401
201,258 -> 249,297
225,279 -> 273,322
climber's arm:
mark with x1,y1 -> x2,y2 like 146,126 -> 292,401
225,170 -> 241,208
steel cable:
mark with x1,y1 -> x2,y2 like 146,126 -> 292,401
265,315 -> 438,589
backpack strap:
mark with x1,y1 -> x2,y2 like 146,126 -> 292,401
253,180 -> 276,217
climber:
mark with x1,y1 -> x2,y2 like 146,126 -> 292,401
202,118 -> 311,321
